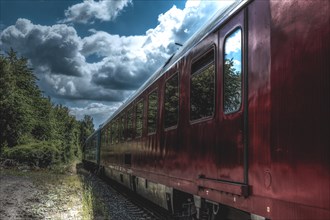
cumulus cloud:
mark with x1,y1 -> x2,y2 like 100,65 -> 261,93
60,0 -> 132,24
69,102 -> 122,128
81,30 -> 168,90
224,29 -> 242,54
0,19 -> 84,76
0,0 -> 235,126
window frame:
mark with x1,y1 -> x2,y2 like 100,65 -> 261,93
189,46 -> 217,123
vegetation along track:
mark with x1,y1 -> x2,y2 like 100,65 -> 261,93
79,167 -> 172,220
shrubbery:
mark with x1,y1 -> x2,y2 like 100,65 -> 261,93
1,142 -> 61,168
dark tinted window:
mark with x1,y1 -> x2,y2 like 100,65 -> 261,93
190,49 -> 215,121
126,107 -> 134,139
107,124 -> 111,144
164,73 -> 179,128
111,122 -> 116,144
105,129 -> 107,145
101,130 -> 105,148
120,115 -> 125,142
111,119 -> 118,144
224,28 -> 242,114
148,90 -> 158,134
136,99 -> 144,137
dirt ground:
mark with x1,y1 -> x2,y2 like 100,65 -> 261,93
0,165 -> 84,220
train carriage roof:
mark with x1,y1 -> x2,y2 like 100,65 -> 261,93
99,0 -> 248,130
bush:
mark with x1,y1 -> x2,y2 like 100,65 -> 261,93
1,142 -> 61,168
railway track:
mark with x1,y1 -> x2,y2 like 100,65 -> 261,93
101,174 -> 172,219
79,167 -> 172,220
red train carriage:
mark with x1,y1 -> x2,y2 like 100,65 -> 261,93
84,0 -> 330,219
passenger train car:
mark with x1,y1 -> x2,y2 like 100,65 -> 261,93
83,0 -> 330,219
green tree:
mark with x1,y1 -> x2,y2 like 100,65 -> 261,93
79,115 -> 95,147
0,49 -> 86,165
223,58 -> 241,113
0,49 -> 39,148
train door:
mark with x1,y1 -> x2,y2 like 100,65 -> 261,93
217,10 -> 247,185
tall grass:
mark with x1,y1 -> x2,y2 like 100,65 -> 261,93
81,181 -> 110,220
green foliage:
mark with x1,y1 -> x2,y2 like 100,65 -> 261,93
79,115 -> 95,147
0,49 -> 95,166
147,91 -> 158,133
164,73 -> 179,128
135,100 -> 144,137
223,58 -> 242,113
190,62 -> 215,120
1,142 -> 61,167
81,181 -> 109,220
0,49 -> 39,147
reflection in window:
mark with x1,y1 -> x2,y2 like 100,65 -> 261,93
224,28 -> 242,114
111,122 -> 116,144
101,130 -> 105,148
120,115 -> 125,142
116,118 -> 120,143
107,124 -> 111,144
126,107 -> 134,139
104,130 -> 106,146
164,73 -> 179,128
190,50 -> 215,121
136,100 -> 144,137
104,125 -> 109,145
148,90 -> 158,134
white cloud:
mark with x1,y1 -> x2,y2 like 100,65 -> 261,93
224,29 -> 242,54
70,102 -> 118,117
0,19 -> 84,76
81,31 -> 147,60
233,59 -> 241,66
69,102 -> 122,128
0,1 -> 236,127
60,0 -> 132,24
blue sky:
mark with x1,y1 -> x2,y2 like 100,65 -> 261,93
0,0 -> 236,128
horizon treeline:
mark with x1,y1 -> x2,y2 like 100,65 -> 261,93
0,49 -> 95,166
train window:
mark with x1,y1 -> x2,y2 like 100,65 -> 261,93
101,130 -> 105,148
108,125 -> 111,145
110,123 -> 114,144
120,114 -> 125,142
105,126 -> 108,145
190,49 -> 215,121
126,107 -> 134,139
100,131 -> 103,147
223,28 -> 242,114
116,117 -> 121,143
124,153 -> 131,165
164,73 -> 179,128
148,90 -> 158,134
111,121 -> 118,144
135,99 -> 144,138
115,118 -> 120,143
